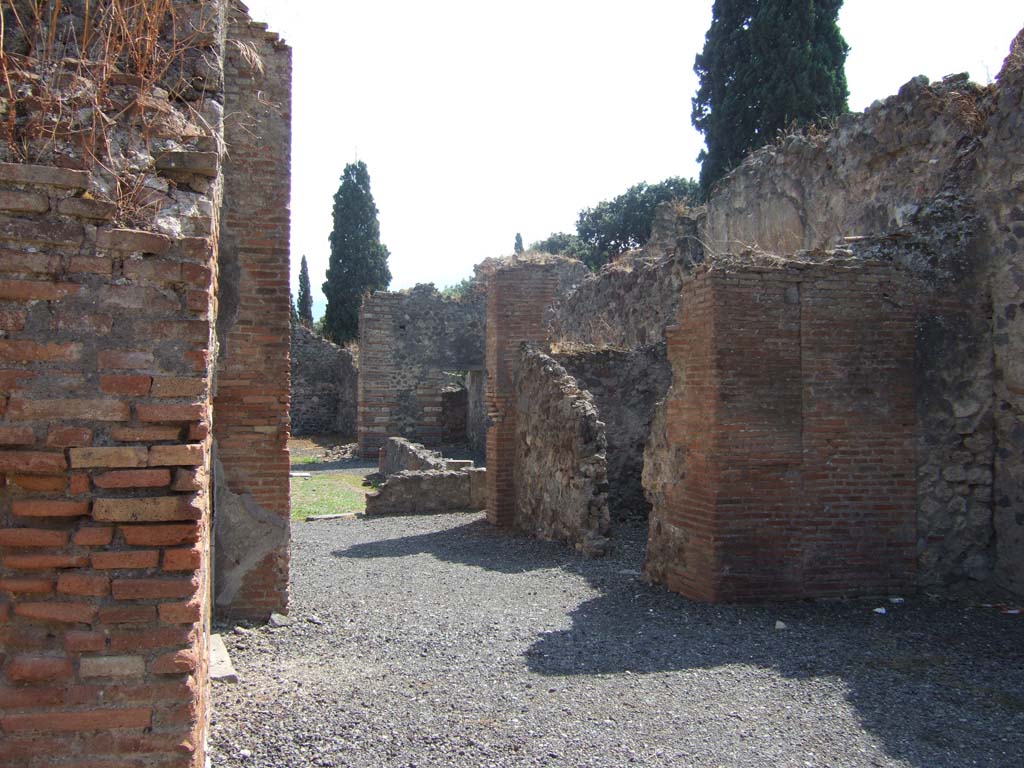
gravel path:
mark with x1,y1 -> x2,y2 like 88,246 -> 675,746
208,513 -> 1024,768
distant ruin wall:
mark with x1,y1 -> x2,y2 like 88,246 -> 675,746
212,6 -> 292,622
555,345 -> 671,520
378,437 -> 446,477
290,324 -> 357,437
646,256 -> 918,600
465,369 -> 487,456
358,285 -> 485,458
513,347 -> 610,555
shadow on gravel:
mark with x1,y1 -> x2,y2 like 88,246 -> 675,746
333,515 -> 1024,768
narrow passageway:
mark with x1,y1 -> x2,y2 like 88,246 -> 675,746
208,513 -> 1023,768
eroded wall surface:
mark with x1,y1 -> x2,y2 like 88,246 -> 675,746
358,284 -> 485,457
513,347 -> 610,555
212,5 -> 293,621
291,323 -> 357,437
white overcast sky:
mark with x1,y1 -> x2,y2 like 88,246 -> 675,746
239,0 -> 1022,317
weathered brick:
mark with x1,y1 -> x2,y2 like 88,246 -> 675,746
67,255 -> 113,276
58,572 -> 110,597
98,350 -> 155,370
100,375 -> 152,396
12,500 -> 89,518
79,656 -> 145,678
57,196 -> 117,220
170,468 -> 203,492
90,550 -> 159,570
0,451 -> 66,474
93,469 -> 171,489
69,446 -> 148,469
98,605 -> 157,625
0,306 -> 26,331
1,707 -> 152,732
114,525 -> 192,548
155,150 -> 219,177
6,655 -> 74,682
123,258 -> 181,283
112,577 -> 197,600
0,340 -> 81,363
0,425 -> 35,445
14,602 -> 97,624
96,227 -> 171,254
68,473 -> 90,495
150,648 -> 196,675
9,474 -> 65,492
7,398 -> 128,421
150,377 -> 206,398
0,528 -> 69,548
93,496 -> 200,523
110,426 -> 181,442
162,547 -> 201,572
0,247 -> 59,274
0,190 -> 49,213
64,630 -> 106,652
136,403 -> 205,423
0,279 -> 80,301
3,553 -> 89,570
0,162 -> 89,188
158,600 -> 202,624
0,214 -> 83,247
46,426 -> 93,448
107,626 -> 191,652
72,527 -> 114,547
148,444 -> 205,467
0,577 -> 54,594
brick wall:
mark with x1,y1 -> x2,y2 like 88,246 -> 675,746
357,285 -> 485,458
647,256 -> 917,601
485,263 -> 563,527
0,152 -> 220,768
212,5 -> 293,621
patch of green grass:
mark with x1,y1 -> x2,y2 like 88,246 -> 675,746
290,473 -> 370,520
291,455 -> 321,466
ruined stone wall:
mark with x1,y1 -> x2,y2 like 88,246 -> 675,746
290,323 -> 357,437
465,369 -> 488,457
358,284 -> 485,458
546,216 -> 702,350
378,437 -> 445,477
513,347 -> 610,555
212,5 -> 292,622
646,256 -> 918,600
555,345 -> 671,520
0,1 -> 231,763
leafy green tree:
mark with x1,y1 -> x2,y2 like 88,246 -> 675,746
530,232 -> 586,259
322,161 -> 391,344
575,177 -> 700,269
297,255 -> 314,328
692,0 -> 849,194
514,232 -> 524,254
289,292 -> 298,324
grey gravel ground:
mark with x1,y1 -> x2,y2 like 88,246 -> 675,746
208,513 -> 1024,768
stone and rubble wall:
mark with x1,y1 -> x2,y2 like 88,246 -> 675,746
212,5 -> 292,622
364,468 -> 486,516
513,346 -> 610,555
0,1 -> 252,764
358,284 -> 485,458
646,256 -> 918,600
555,345 -> 671,520
378,437 -> 446,477
465,370 -> 488,456
290,323 -> 357,437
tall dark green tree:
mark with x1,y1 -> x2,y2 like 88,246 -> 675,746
692,0 -> 849,194
514,233 -> 524,254
575,177 -> 700,269
322,161 -> 391,344
297,255 -> 314,328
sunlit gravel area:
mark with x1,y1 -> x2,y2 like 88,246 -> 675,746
208,512 -> 1024,768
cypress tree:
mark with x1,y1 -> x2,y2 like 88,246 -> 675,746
322,161 -> 391,344
692,0 -> 849,195
297,255 -> 314,328
514,233 -> 524,254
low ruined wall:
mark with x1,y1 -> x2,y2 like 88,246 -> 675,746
513,346 -> 610,556
291,323 -> 357,437
555,345 -> 671,519
364,468 -> 486,515
378,437 -> 446,477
